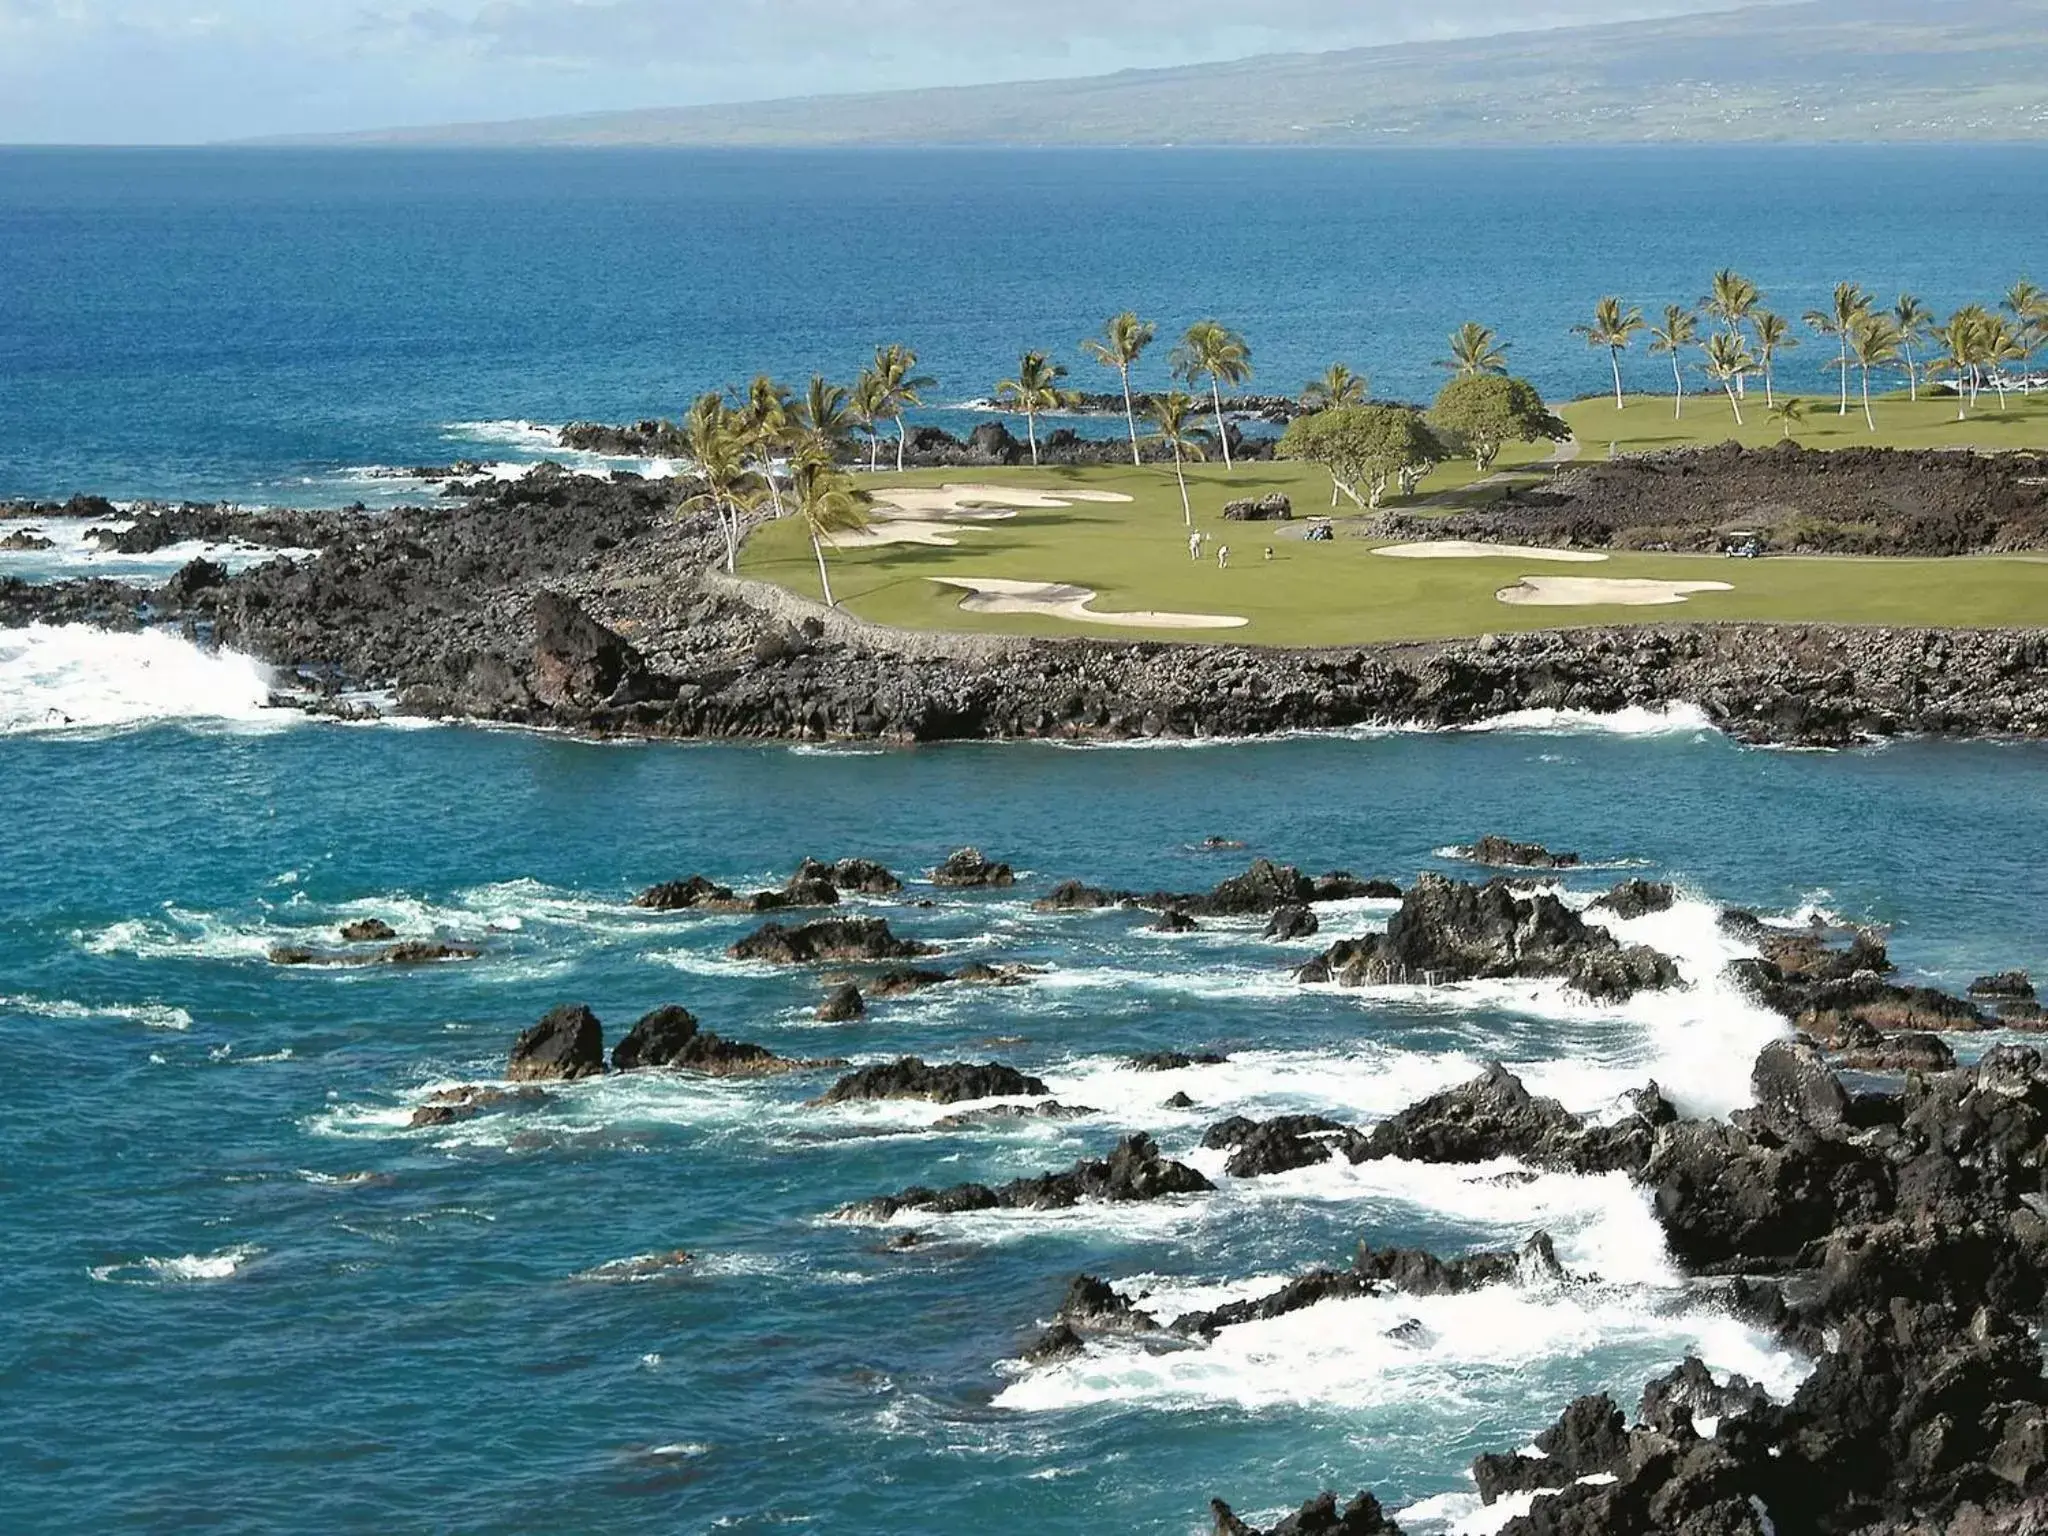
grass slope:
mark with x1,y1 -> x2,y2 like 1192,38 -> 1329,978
738,450 -> 2048,649
1560,390 -> 2048,456
312,0 -> 2048,147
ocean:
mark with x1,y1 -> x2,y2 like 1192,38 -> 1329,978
2,145 -> 2045,507
5,145 -> 2048,1534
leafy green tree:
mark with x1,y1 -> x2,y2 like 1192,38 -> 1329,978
682,391 -> 754,574
1301,363 -> 1369,412
1171,320 -> 1253,470
1427,375 -> 1567,472
1846,314 -> 1902,431
1768,397 -> 1807,441
1439,321 -> 1509,379
849,368 -> 889,471
1701,332 -> 1756,425
1147,390 -> 1208,526
872,343 -> 935,473
1080,312 -> 1157,467
1750,310 -> 1797,408
1648,306 -> 1699,419
1280,404 -> 1444,509
994,350 -> 1072,466
1893,294 -> 1932,402
1571,298 -> 1643,410
1803,282 -> 1874,416
789,447 -> 870,609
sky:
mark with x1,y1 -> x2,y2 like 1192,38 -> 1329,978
0,0 -> 1793,144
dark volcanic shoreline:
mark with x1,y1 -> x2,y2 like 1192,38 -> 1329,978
5,451 -> 2048,749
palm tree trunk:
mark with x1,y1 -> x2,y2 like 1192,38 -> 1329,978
1173,451 -> 1192,526
1120,366 -> 1141,467
1904,345 -> 1919,402
810,530 -> 835,608
1838,339 -> 1851,415
895,415 -> 908,473
1610,347 -> 1625,410
718,495 -> 739,575
1764,362 -> 1776,409
1725,383 -> 1744,427
1209,379 -> 1233,470
1672,356 -> 1685,418
1861,366 -> 1876,431
868,431 -> 880,472
1026,411 -> 1039,466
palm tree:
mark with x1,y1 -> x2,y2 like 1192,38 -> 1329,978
1571,298 -> 1644,410
789,448 -> 870,609
1439,321 -> 1509,379
1768,398 -> 1808,441
1803,282 -> 1874,417
1750,310 -> 1797,408
1171,320 -> 1253,470
1930,308 -> 1989,419
872,343 -> 935,474
1080,312 -> 1157,467
849,368 -> 889,472
1301,363 -> 1368,412
1648,306 -> 1699,418
994,350 -> 1071,466
682,391 -> 752,574
2003,280 -> 2047,362
1984,318 -> 2030,407
1846,314 -> 1902,431
1893,294 -> 1932,402
739,375 -> 794,517
1701,332 -> 1756,425
794,375 -> 855,464
1703,270 -> 1761,399
1148,390 -> 1208,526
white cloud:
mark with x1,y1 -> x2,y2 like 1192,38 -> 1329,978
0,0 -> 1790,141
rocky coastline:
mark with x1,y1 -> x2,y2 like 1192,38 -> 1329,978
5,445 -> 2048,749
417,848 -> 2048,1535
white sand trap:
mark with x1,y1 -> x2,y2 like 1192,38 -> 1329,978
931,577 -> 1248,631
1497,576 -> 1735,608
1376,541 -> 1609,563
827,520 -> 979,549
872,484 -> 1135,518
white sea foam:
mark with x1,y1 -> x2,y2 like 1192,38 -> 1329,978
0,992 -> 193,1031
0,624 -> 282,736
89,1245 -> 260,1284
0,518 -> 312,584
1463,703 -> 1717,738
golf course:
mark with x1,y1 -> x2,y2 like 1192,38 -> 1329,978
736,392 -> 2048,648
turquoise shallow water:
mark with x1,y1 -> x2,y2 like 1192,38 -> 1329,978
5,715 -> 2045,1533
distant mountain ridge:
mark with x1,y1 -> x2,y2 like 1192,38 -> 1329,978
279,0 -> 2048,148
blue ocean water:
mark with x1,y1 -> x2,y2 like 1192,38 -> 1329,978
2,145 -> 2045,506
4,711 -> 2046,1533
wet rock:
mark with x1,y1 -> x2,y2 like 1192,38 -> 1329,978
409,1084 -> 551,1128
268,940 -> 483,967
612,1005 -> 829,1077
1306,874 -> 1678,1002
1314,874 -> 1403,901
932,847 -> 1014,888
867,967 -> 954,997
1203,858 -> 1317,915
339,918 -> 398,942
1472,1393 -> 1630,1503
728,917 -> 937,965
1637,1357 -> 1770,1437
1266,905 -> 1320,941
1154,910 -> 1200,933
1593,879 -> 1675,920
815,983 -> 865,1022
1164,1092 -> 1196,1109
528,591 -> 656,712
1970,971 -> 2036,1002
571,1249 -> 694,1283
1020,1321 -> 1085,1365
933,1101 -> 1094,1130
817,1058 -> 1049,1105
1749,1039 -> 1851,1139
1202,836 -> 1248,851
1131,1051 -> 1229,1072
951,960 -> 1038,987
1033,880 -> 1128,912
1210,1492 -> 1403,1536
510,1004 -> 606,1081
1457,835 -> 1582,870
840,1133 -> 1212,1220
1352,1063 -> 1603,1170
1056,1273 -> 1159,1333
1818,1019 -> 1957,1074
633,875 -> 736,911
610,1005 -> 701,1070
797,856 -> 902,896
0,529 -> 54,551
1204,1113 -> 1367,1178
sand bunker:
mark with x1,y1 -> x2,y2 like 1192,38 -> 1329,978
1496,576 -> 1734,608
1376,541 -> 1609,563
872,484 -> 1135,518
931,577 -> 1247,631
827,520 -> 979,550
